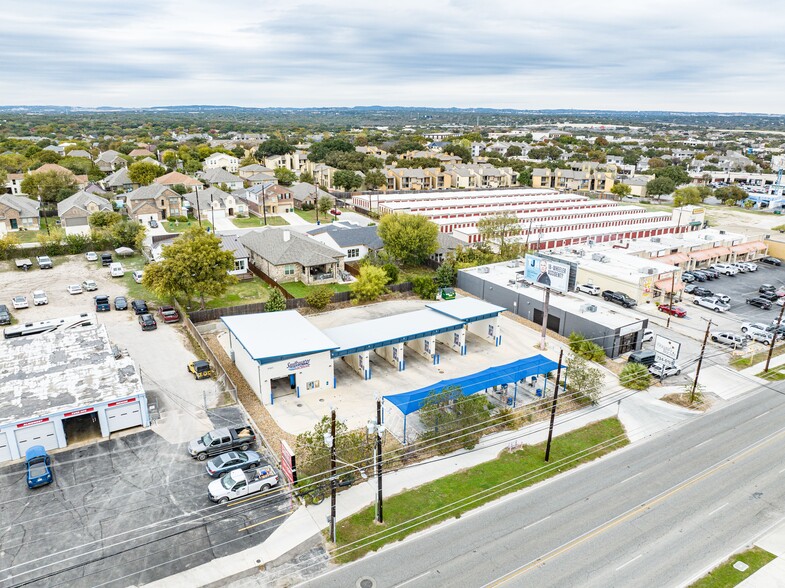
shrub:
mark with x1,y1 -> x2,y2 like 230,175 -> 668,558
0,234 -> 19,260
351,265 -> 389,303
568,332 -> 606,362
265,288 -> 287,312
382,263 -> 399,284
64,233 -> 91,254
412,275 -> 438,299
619,362 -> 651,390
305,285 -> 334,310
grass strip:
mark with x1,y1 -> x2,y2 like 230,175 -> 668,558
688,546 -> 776,587
332,417 -> 628,563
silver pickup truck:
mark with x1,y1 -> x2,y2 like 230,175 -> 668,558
208,465 -> 279,503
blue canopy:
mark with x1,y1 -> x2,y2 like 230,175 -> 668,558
384,355 -> 562,416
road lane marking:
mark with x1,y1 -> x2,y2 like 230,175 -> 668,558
395,570 -> 431,587
483,424 -> 785,588
238,510 -> 294,532
615,553 -> 641,571
695,438 -> 713,448
754,410 -> 771,420
526,515 -> 551,529
620,472 -> 641,484
708,503 -> 729,516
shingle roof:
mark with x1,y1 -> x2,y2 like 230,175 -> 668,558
57,190 -> 112,216
183,186 -> 232,209
199,167 -> 243,184
289,182 -> 330,202
96,150 -> 123,163
0,194 -> 39,218
219,234 -> 249,260
239,164 -> 273,173
307,225 -> 383,249
240,228 -> 344,267
126,184 -> 177,201
154,171 -> 202,187
103,167 -> 133,188
66,149 -> 92,159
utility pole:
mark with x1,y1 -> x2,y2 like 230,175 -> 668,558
375,397 -> 384,524
314,183 -> 319,225
209,193 -> 216,231
691,319 -> 713,404
261,184 -> 268,226
329,408 -> 337,543
765,302 -> 785,372
666,270 -> 676,329
540,287 -> 551,350
544,349 -> 564,462
195,186 -> 202,228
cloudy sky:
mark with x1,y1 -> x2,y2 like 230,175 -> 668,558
2,0 -> 782,112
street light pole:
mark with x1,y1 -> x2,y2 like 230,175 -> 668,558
375,397 -> 384,524
329,408 -> 337,543
765,302 -> 785,373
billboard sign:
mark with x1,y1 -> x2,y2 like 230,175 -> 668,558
654,335 -> 681,366
523,254 -> 570,293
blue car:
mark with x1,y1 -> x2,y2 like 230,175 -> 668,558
25,446 -> 53,489
205,450 -> 262,478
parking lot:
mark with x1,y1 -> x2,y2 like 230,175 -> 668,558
0,407 -> 289,588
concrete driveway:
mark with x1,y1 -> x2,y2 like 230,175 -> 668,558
0,416 -> 289,588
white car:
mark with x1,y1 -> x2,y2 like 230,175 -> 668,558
642,329 -> 654,343
649,362 -> 681,379
132,270 -> 144,284
711,331 -> 746,348
576,284 -> 601,296
85,251 -> 98,262
712,293 -> 731,304
740,322 -> 776,344
739,261 -> 757,272
32,290 -> 48,306
207,466 -> 279,504
81,279 -> 98,292
710,263 -> 738,276
67,284 -> 83,295
12,295 -> 28,309
693,297 -> 729,313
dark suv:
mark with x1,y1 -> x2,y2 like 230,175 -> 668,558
628,350 -> 656,367
0,304 -> 10,325
131,299 -> 149,315
101,253 -> 113,266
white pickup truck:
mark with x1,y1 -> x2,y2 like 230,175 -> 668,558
208,465 -> 279,504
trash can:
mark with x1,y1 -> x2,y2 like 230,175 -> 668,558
536,388 -> 542,397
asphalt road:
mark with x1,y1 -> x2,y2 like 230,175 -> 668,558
0,421 -> 289,588
303,383 -> 785,588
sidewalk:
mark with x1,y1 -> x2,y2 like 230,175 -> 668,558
149,385 -> 700,588
730,517 -> 785,587
279,211 -> 311,226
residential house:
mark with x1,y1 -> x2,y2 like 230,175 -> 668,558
128,148 -> 155,158
137,156 -> 165,168
238,184 -> 294,215
125,184 -> 184,222
154,171 -> 203,192
240,228 -> 346,285
289,182 -> 330,209
204,152 -> 239,173
197,167 -> 244,191
95,150 -> 127,172
432,232 -> 464,264
83,182 -> 111,197
401,150 -> 462,165
443,164 -> 516,189
56,190 -> 112,236
101,167 -> 136,193
5,174 -> 24,195
245,172 -> 277,186
0,194 -> 39,234
43,145 -> 65,156
385,167 -> 445,191
307,224 -> 383,262
264,151 -> 308,174
219,234 -> 250,276
183,186 -> 247,220
238,163 -> 274,180
66,149 -> 93,160
304,161 -> 336,187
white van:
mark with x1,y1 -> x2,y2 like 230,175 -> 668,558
109,262 -> 125,277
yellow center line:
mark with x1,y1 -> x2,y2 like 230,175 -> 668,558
486,426 -> 785,587
238,510 -> 295,532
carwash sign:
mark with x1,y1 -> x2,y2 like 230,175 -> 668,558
287,359 -> 311,371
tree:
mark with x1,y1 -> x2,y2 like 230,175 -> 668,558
128,161 -> 166,186
305,285 -> 334,310
477,215 -> 521,258
594,136 -> 609,147
381,263 -> 399,284
34,150 -> 62,164
364,169 -> 386,190
255,138 -> 294,159
162,151 -> 178,170
619,362 -> 651,390
653,165 -> 690,186
646,177 -> 676,200
143,226 -> 236,309
506,145 -> 522,157
88,210 -> 122,228
435,261 -> 457,288
309,137 -> 355,162
412,275 -> 438,299
274,167 -> 297,186
442,143 -> 471,163
518,169 -> 532,186
647,157 -> 667,169
295,415 -> 373,482
110,220 -> 145,249
317,195 -> 333,217
351,265 -> 389,302
623,152 -> 640,166
672,186 -> 704,207
0,234 -> 19,260
568,333 -> 606,363
333,169 -> 362,191
419,386 -> 491,451
299,171 -> 314,185
610,183 -> 632,200
565,353 -> 604,404
20,170 -> 77,204
265,288 -> 286,312
378,213 -> 439,265
715,185 -> 747,203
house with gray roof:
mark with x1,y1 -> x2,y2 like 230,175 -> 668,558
182,186 -> 247,219
240,228 -> 346,285
101,166 -> 136,193
0,194 -> 40,234
307,224 -> 383,262
238,163 -> 274,180
66,149 -> 93,160
125,184 -> 184,222
289,182 -> 331,208
197,167 -> 244,191
95,150 -> 127,172
219,234 -> 250,276
57,190 -> 112,236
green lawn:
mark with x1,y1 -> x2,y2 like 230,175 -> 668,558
232,215 -> 289,228
282,281 -> 352,298
116,255 -> 161,303
398,265 -> 437,283
688,546 -> 775,587
730,344 -> 785,370
757,363 -> 785,380
332,418 -> 628,563
199,277 -> 272,309
164,219 -> 213,233
13,217 -> 60,243
293,207 -> 349,224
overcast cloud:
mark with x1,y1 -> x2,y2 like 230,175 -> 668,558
1,0 -> 783,112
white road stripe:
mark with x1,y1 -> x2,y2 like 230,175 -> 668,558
526,515 -> 551,529
620,472 -> 641,484
695,438 -> 713,448
615,554 -> 642,571
708,503 -> 729,516
395,570 -> 431,587
754,410 -> 772,420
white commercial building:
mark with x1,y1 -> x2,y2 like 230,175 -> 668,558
0,323 -> 150,463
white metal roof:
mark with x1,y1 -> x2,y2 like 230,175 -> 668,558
425,298 -> 506,321
322,309 -> 464,356
0,324 -> 144,427
222,311 -> 339,363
